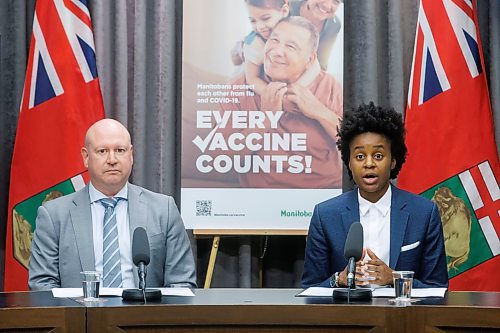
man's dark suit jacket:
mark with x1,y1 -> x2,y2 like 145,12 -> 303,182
302,185 -> 448,288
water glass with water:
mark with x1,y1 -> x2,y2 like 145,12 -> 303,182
392,270 -> 414,300
80,271 -> 101,301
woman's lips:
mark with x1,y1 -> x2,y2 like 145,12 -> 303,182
362,175 -> 378,185
314,4 -> 332,16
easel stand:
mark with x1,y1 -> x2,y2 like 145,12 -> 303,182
194,229 -> 308,288
204,236 -> 220,288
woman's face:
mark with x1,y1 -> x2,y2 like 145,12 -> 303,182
348,132 -> 395,203
443,210 -> 471,258
306,0 -> 341,21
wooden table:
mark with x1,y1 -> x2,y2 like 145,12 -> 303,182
1,289 -> 499,332
0,291 -> 85,333
85,289 -> 500,332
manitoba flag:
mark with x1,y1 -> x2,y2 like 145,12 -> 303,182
398,0 -> 499,291
4,0 -> 104,290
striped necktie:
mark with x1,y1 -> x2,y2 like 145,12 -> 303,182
100,197 -> 122,288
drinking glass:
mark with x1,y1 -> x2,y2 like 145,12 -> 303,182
80,271 -> 101,301
392,270 -> 414,302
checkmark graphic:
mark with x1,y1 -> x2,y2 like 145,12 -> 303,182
192,124 -> 221,153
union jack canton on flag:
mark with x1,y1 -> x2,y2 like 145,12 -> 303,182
399,0 -> 499,291
4,0 -> 104,291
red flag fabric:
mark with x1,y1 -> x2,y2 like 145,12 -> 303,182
398,0 -> 499,291
4,0 -> 104,291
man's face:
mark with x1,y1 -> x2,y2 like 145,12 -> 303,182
348,132 -> 396,203
264,21 -> 316,83
81,123 -> 133,196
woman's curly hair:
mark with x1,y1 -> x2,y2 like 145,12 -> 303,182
336,102 -> 407,180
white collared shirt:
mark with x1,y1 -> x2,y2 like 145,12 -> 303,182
89,182 -> 134,288
358,186 -> 392,266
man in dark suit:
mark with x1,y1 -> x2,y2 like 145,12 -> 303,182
29,119 -> 196,290
302,103 -> 448,288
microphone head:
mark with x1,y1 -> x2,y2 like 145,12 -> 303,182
344,222 -> 364,261
132,227 -> 150,266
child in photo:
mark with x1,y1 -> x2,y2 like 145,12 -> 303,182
231,0 -> 290,96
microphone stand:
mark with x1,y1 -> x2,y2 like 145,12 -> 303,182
122,264 -> 162,302
332,284 -> 372,302
333,258 -> 372,302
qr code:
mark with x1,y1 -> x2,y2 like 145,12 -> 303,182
196,200 -> 212,216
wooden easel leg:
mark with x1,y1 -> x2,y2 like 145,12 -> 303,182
204,236 -> 220,288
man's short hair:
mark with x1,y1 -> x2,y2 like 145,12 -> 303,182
336,102 -> 408,180
275,16 -> 319,53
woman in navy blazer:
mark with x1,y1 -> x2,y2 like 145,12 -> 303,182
302,103 -> 448,289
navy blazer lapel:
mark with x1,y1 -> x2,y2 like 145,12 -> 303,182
389,186 -> 409,269
341,190 -> 360,236
70,186 -> 95,271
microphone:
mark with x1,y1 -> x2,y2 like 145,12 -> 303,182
344,222 -> 364,289
332,222 -> 372,302
122,227 -> 162,302
132,227 -> 150,290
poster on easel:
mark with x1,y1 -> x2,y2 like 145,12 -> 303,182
181,0 -> 344,230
